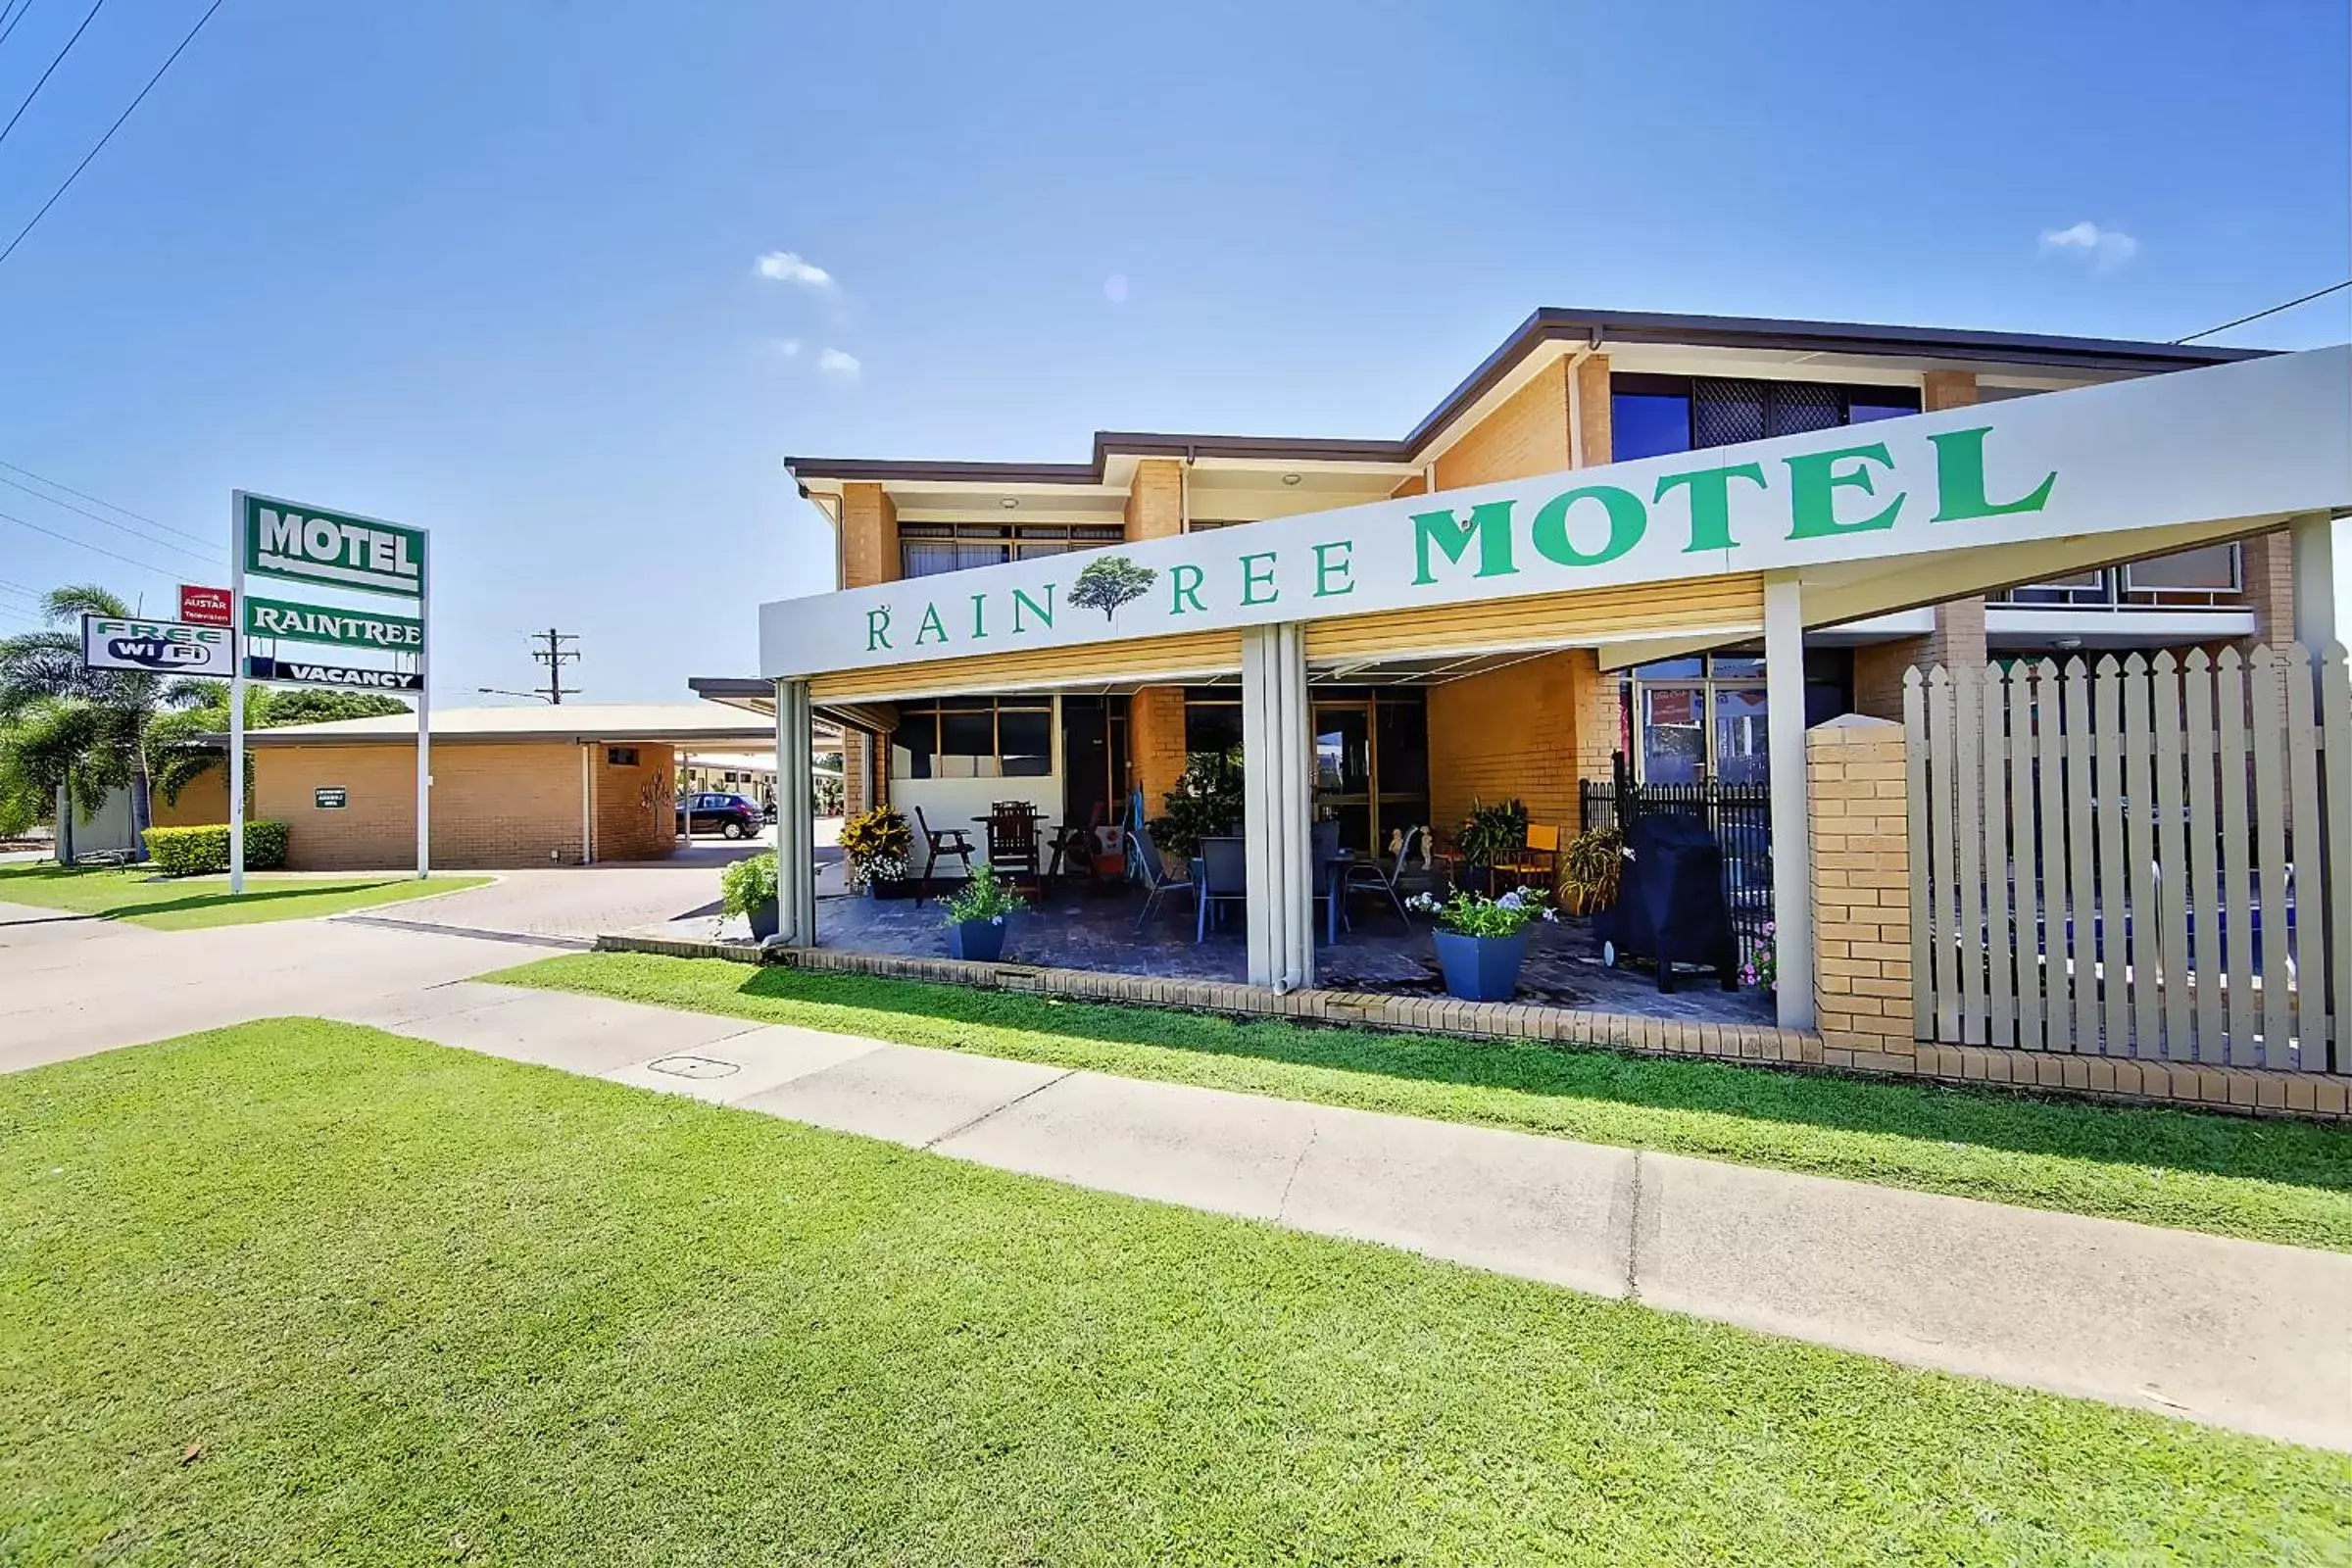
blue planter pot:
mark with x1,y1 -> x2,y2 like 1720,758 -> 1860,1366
747,898 -> 779,942
1433,928 -> 1529,1003
948,917 -> 1008,962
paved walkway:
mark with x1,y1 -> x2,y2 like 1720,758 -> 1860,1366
327,981 -> 2352,1452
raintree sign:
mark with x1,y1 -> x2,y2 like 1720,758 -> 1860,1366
244,595 -> 424,651
242,493 -> 425,599
760,347 -> 2350,680
81,615 -> 234,676
244,655 -> 423,692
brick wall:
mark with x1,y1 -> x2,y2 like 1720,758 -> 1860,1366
253,740 -> 680,870
150,770 -> 227,829
842,730 -> 879,818
591,743 -> 676,860
1125,459 -> 1184,540
840,482 -> 899,589
1427,651 -> 1585,836
1128,685 -> 1188,817
1433,356 -> 1571,490
1806,716 -> 1915,1060
2236,526 -> 2297,648
1574,352 -> 1612,466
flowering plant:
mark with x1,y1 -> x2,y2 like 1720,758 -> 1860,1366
839,807 -> 911,886
941,860 -> 1028,927
1407,885 -> 1558,939
1740,920 -> 1779,990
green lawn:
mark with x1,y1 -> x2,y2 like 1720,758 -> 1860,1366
0,863 -> 488,930
491,953 -> 2352,1252
3,1020 -> 2344,1565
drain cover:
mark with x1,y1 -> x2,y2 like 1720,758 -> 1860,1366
643,1054 -> 741,1081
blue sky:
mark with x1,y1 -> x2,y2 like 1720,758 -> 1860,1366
0,0 -> 2345,702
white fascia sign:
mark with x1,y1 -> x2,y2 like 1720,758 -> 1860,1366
758,345 -> 2351,679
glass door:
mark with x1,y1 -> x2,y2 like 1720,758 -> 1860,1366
1639,686 -> 1707,784
1312,700 -> 1373,853
1710,688 -> 1770,785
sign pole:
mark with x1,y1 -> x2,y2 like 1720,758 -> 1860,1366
416,561 -> 430,879
227,492 -> 247,895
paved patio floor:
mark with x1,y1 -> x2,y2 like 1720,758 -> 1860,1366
808,880 -> 1776,1027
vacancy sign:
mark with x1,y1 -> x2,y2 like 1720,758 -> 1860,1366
241,493 -> 425,599
177,585 -> 232,626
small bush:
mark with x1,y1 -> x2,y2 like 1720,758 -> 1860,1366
142,821 -> 289,876
719,853 -> 778,916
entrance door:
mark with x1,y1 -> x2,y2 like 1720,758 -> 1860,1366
1312,700 -> 1373,853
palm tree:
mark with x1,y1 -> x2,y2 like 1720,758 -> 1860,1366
0,698 -> 118,863
0,584 -> 216,862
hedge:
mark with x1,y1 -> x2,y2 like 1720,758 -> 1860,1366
141,821 -> 289,876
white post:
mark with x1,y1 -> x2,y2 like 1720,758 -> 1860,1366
1764,574 -> 1814,1030
2290,512 -> 2339,653
681,754 -> 692,844
227,491 -> 247,895
416,552 -> 430,879
775,680 -> 817,945
579,744 -> 594,864
1240,622 -> 1313,990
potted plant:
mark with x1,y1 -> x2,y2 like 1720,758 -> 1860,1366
839,807 -> 914,898
1408,885 -> 1557,1003
1740,921 -> 1779,1001
719,852 -> 780,941
940,859 -> 1028,961
1558,824 -> 1624,916
1149,748 -> 1244,872
1452,798 -> 1530,896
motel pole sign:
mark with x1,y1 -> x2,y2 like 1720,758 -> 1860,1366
228,491 -> 432,893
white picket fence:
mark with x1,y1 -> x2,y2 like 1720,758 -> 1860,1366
1903,644 -> 2351,1072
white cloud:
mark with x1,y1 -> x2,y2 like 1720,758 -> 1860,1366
755,250 -> 833,286
1102,272 -> 1130,305
816,347 -> 860,380
2038,220 -> 2139,271
775,337 -> 803,358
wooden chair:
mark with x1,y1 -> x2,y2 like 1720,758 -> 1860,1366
911,806 -> 974,904
1048,801 -> 1103,882
1491,822 -> 1560,892
984,807 -> 1042,888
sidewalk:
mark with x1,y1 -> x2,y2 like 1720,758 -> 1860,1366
332,980 -> 2352,1453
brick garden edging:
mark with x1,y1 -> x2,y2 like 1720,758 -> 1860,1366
594,932 -> 2350,1122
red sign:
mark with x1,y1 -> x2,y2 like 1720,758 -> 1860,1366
178,586 -> 232,626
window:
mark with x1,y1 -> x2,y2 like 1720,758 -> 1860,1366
899,523 -> 1124,578
890,699 -> 1055,779
606,747 -> 639,767
1990,544 -> 2242,610
1611,373 -> 1921,459
1611,385 -> 1692,461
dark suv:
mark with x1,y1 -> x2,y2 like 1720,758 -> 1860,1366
677,792 -> 764,840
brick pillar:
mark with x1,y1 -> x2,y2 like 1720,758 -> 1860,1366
1806,715 -> 1918,1064
1573,351 -> 1612,466
1564,648 -> 1621,788
1128,685 -> 1188,820
839,482 -> 899,589
2236,526 -> 2297,649
1125,458 -> 1184,541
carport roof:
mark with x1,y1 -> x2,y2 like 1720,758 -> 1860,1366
227,701 -> 823,750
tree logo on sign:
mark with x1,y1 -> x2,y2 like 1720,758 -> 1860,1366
1069,555 -> 1157,620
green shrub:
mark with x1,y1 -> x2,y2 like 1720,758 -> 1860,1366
719,853 -> 778,916
142,821 -> 289,876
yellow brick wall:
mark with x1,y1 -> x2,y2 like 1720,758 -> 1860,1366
1574,352 -> 1612,466
150,770 -> 228,828
840,482 -> 899,590
1125,458 -> 1184,540
592,743 -> 676,860
1432,356 -> 1570,490
252,741 -> 679,870
1128,685 -> 1189,817
1806,717 -> 1917,1056
1426,651 -> 1588,838
2236,526 -> 2297,649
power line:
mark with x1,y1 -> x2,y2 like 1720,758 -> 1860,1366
0,472 -> 221,564
528,627 -> 581,704
0,0 -> 40,51
0,457 -> 215,547
0,505 -> 182,580
2174,278 -> 2352,344
0,0 -> 104,153
0,0 -> 224,270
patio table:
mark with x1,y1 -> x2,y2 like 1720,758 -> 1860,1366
1188,847 -> 1356,944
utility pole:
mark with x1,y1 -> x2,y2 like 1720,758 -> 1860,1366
528,627 -> 580,705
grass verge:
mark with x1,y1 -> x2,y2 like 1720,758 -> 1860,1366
3,1018 -> 2346,1564
0,863 -> 488,930
489,952 -> 2352,1251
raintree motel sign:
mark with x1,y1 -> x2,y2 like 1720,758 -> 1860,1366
760,347 -> 2351,682
228,492 -> 431,892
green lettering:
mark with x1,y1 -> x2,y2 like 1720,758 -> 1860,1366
914,604 -> 947,646
1530,485 -> 1646,568
1170,563 -> 1205,613
1929,426 -> 2056,522
1311,540 -> 1354,598
1012,585 -> 1054,633
865,607 -> 892,651
1240,552 -> 1279,606
1654,464 -> 1768,553
969,592 -> 989,640
1411,501 -> 1517,584
1785,443 -> 1903,540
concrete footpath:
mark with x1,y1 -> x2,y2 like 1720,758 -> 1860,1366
330,980 -> 2352,1453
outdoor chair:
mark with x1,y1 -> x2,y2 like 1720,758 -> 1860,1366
1342,823 -> 1424,925
1492,822 -> 1561,892
1196,835 -> 1248,943
911,806 -> 974,904
984,808 -> 1042,888
1129,825 -> 1197,933
1309,819 -> 1351,940
1047,801 -> 1103,882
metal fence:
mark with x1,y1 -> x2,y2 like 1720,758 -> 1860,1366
1904,645 -> 2350,1072
1580,762 -> 1775,967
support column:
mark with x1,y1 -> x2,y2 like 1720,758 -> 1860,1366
1764,575 -> 1815,1030
1239,622 -> 1313,990
2291,512 -> 2339,652
773,679 -> 818,947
